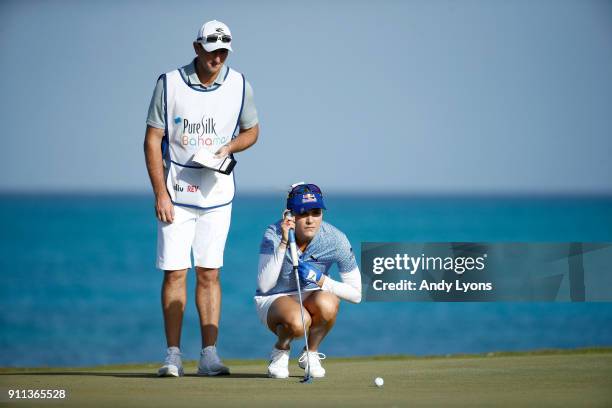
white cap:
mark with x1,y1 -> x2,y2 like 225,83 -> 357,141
196,20 -> 233,52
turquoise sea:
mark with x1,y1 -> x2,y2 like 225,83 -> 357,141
1,194 -> 611,367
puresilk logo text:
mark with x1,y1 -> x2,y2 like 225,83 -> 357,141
177,115 -> 229,147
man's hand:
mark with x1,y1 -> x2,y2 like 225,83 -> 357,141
156,192 -> 175,223
214,144 -> 232,159
298,260 -> 323,285
212,124 -> 259,159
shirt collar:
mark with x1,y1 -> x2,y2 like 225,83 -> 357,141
184,58 -> 227,88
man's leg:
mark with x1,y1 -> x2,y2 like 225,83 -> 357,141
192,204 -> 232,376
267,296 -> 312,350
156,204 -> 196,377
195,266 -> 230,375
195,266 -> 221,347
193,204 -> 232,348
158,269 -> 189,377
161,269 -> 188,347
302,291 -> 340,351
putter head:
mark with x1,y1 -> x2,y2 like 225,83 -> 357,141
300,374 -> 313,384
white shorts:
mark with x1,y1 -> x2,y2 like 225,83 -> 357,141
156,203 -> 232,270
253,290 -> 318,326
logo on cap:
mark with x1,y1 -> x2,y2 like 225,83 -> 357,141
302,194 -> 317,203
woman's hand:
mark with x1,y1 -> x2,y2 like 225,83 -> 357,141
280,210 -> 295,245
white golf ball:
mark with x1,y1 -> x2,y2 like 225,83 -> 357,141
374,377 -> 384,387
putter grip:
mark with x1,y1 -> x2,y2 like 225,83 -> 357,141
288,229 -> 299,267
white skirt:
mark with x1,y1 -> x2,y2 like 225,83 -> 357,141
253,289 -> 319,326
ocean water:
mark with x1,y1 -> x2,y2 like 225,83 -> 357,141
1,193 -> 611,367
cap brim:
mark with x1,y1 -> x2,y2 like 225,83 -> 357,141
293,201 -> 326,214
202,42 -> 233,52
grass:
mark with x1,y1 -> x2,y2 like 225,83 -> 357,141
1,348 -> 611,407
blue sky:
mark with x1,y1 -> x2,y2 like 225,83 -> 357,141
1,0 -> 611,194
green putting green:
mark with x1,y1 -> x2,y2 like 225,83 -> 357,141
1,348 -> 611,407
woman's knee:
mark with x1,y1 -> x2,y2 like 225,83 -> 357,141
311,294 -> 340,323
283,312 -> 311,338
267,296 -> 312,337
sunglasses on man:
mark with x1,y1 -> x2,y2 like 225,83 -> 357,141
198,34 -> 232,44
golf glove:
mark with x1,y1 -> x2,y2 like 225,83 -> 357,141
298,260 -> 322,284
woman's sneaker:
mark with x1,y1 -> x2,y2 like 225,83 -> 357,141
298,349 -> 326,378
197,345 -> 230,376
157,346 -> 184,377
267,348 -> 290,378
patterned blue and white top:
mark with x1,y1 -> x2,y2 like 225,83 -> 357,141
255,220 -> 360,300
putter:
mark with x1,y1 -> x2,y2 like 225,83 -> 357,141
288,228 -> 313,383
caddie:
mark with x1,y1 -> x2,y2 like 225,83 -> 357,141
144,19 -> 259,377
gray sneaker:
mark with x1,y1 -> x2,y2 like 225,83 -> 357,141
157,346 -> 184,377
197,345 -> 230,376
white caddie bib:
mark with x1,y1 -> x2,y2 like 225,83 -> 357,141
162,67 -> 244,209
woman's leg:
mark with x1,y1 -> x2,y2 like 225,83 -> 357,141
302,291 -> 340,351
266,295 -> 312,350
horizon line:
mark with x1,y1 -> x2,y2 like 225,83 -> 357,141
1,189 -> 611,199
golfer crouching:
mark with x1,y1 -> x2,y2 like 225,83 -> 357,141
254,182 -> 362,378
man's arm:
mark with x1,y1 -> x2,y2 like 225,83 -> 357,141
143,125 -> 174,223
215,124 -> 259,158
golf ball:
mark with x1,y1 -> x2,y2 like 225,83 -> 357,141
374,377 -> 384,387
